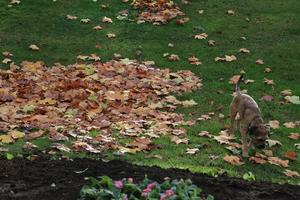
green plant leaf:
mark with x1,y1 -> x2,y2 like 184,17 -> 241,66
6,153 -> 14,160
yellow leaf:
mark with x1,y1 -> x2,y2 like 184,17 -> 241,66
0,135 -> 14,143
9,130 -> 25,139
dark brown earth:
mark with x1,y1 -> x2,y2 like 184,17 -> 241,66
0,157 -> 299,200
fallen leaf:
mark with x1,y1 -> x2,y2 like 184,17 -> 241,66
256,59 -> 264,65
283,169 -> 299,177
268,157 -> 289,168
0,135 -> 14,143
266,139 -> 282,147
260,95 -> 273,102
2,51 -> 13,57
66,15 -> 77,20
176,17 -> 189,25
171,136 -> 189,145
102,16 -> 113,23
186,148 -> 199,155
229,75 -> 241,84
29,44 -> 39,51
285,96 -> 300,104
208,40 -> 215,46
284,122 -> 296,128
268,120 -> 280,129
9,130 -> 25,139
264,67 -> 272,73
25,130 -> 44,140
194,33 -> 208,39
264,78 -> 274,85
106,33 -> 116,38
281,89 -> 292,96
244,79 -> 255,84
2,58 -> 12,64
181,99 -> 197,107
80,18 -> 91,23
284,151 -> 297,161
227,10 -> 235,15
168,43 -> 174,47
188,56 -> 202,65
168,54 -> 180,61
127,137 -> 152,151
52,143 -> 71,152
249,156 -> 267,164
198,10 -> 204,14
93,25 -> 103,30
288,133 -> 299,140
239,48 -> 250,53
198,131 -> 211,137
295,143 -> 300,149
224,155 -> 244,165
263,150 -> 273,157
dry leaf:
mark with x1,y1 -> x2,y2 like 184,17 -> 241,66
244,79 -> 255,84
168,54 -> 180,61
239,48 -> 250,53
264,78 -> 274,85
194,33 -> 208,39
227,10 -> 235,15
256,59 -> 264,65
0,135 -> 14,144
224,155 -> 244,165
263,150 -> 273,157
102,16 -> 113,23
249,156 -> 267,164
264,67 -> 271,73
93,25 -> 103,30
268,120 -> 280,129
288,133 -> 299,140
2,51 -> 13,57
25,130 -> 44,140
266,139 -> 282,147
9,130 -> 25,139
29,44 -> 39,51
281,89 -> 292,96
106,33 -> 116,38
283,169 -> 299,177
188,56 -> 202,65
268,157 -> 289,168
171,136 -> 189,145
198,131 -> 211,137
80,18 -> 91,23
285,96 -> 300,104
176,17 -> 189,25
77,55 -> 89,60
186,148 -> 199,155
208,40 -> 215,46
284,122 -> 296,128
2,58 -> 12,64
284,151 -> 297,161
66,15 -> 77,20
260,95 -> 273,102
229,75 -> 241,84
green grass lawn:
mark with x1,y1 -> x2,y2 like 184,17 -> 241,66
1,0 -> 300,184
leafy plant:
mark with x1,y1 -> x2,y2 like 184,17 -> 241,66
80,176 -> 214,200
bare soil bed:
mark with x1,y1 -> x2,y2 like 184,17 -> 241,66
0,157 -> 299,200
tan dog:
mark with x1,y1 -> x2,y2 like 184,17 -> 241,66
229,74 -> 269,157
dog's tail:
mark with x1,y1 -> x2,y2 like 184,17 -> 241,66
235,74 -> 244,96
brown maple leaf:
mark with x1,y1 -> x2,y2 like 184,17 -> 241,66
224,155 -> 244,165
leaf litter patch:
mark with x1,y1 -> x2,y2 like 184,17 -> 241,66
0,60 -> 201,154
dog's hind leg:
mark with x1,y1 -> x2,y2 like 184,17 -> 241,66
229,102 -> 238,136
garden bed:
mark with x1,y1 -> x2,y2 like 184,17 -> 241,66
0,157 -> 299,200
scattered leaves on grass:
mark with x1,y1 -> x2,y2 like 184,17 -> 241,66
283,169 -> 300,177
127,137 -> 153,151
224,155 -> 244,165
288,133 -> 299,140
283,122 -> 296,128
0,60 -> 200,154
29,44 -> 39,51
284,151 -> 297,161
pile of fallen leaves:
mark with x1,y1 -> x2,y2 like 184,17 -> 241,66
132,0 -> 184,24
0,59 -> 201,154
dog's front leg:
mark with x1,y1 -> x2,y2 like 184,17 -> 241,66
240,127 -> 249,157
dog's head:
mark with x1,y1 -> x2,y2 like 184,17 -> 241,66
249,125 -> 269,149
